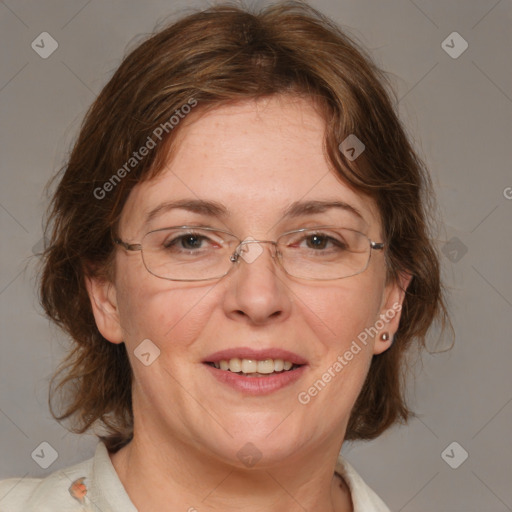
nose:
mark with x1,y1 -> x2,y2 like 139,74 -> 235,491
223,239 -> 292,325
230,238 -> 279,264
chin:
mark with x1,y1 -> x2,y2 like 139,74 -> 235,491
200,417 -> 312,469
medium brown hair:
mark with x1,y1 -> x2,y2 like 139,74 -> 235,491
39,1 -> 450,453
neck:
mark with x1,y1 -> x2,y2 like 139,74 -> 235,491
108,429 -> 353,512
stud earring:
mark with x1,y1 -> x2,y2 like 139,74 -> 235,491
380,332 -> 390,341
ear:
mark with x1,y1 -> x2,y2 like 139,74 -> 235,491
84,274 -> 124,344
373,270 -> 412,355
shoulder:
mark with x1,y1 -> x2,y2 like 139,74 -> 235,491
0,448 -> 96,512
335,454 -> 392,512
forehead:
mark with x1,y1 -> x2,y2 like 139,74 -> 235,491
119,96 -> 381,237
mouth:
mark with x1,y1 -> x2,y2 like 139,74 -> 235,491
204,358 -> 304,377
202,347 -> 308,394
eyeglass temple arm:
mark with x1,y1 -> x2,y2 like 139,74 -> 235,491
370,241 -> 385,250
114,238 -> 142,252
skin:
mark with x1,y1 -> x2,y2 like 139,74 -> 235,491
86,95 -> 411,512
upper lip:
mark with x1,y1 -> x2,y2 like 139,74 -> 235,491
203,347 -> 308,365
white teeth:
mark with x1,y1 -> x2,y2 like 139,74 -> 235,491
273,359 -> 284,372
211,358 -> 298,374
229,358 -> 242,373
240,359 -> 257,373
257,359 -> 274,374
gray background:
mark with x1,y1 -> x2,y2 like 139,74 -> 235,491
1,0 -> 511,510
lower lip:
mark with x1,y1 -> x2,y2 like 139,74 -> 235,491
203,363 -> 307,395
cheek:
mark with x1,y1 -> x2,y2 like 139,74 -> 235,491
294,282 -> 382,427
116,273 -> 218,351
298,278 -> 383,351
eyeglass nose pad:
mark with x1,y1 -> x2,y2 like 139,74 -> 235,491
229,240 -> 246,264
229,242 -> 246,264
229,239 -> 278,266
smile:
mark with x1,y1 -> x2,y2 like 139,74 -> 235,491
206,358 -> 302,377
202,347 -> 308,394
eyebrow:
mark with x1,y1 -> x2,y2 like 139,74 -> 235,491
143,199 -> 227,226
283,199 -> 365,221
143,198 -> 365,227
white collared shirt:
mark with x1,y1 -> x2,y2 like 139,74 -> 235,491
0,441 -> 391,511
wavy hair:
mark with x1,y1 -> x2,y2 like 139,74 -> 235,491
39,1 -> 451,453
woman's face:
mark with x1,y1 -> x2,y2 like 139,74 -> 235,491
88,95 -> 407,467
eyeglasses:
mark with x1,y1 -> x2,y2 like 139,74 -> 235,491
114,225 -> 385,282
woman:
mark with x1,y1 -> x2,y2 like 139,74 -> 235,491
0,2 -> 449,511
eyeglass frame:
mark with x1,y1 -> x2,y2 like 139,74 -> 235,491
113,225 -> 385,282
